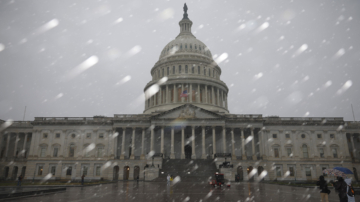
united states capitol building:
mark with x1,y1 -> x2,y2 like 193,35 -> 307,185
1,5 -> 360,182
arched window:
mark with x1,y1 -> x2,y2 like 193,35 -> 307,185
198,66 -> 200,74
179,65 -> 182,73
195,44 -> 197,49
302,144 -> 308,158
332,148 -> 338,158
173,66 -> 175,74
199,46 -> 201,50
190,44 -> 192,49
69,144 -> 75,157
185,44 -> 187,49
185,65 -> 188,73
180,44 -> 182,49
208,69 -> 211,76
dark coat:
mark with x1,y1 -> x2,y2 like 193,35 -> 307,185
334,178 -> 348,199
316,177 -> 329,193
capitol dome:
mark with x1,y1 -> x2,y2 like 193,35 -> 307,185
143,4 -> 229,114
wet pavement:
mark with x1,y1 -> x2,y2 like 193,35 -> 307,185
11,181 -> 360,202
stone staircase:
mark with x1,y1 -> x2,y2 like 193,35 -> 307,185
152,159 -> 218,182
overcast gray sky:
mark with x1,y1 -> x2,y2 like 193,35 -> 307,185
0,0 -> 359,121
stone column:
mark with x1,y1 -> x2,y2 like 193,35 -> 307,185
350,133 -> 357,160
166,85 -> 169,104
197,84 -> 200,103
212,86 -> 215,105
212,127 -> 216,158
120,128 -> 125,159
222,127 -> 226,153
202,126 -> 206,159
217,88 -> 220,106
159,86 -> 162,104
173,84 -> 176,103
181,84 -> 184,102
251,128 -> 256,160
150,126 -> 154,152
47,131 -> 54,157
161,127 -> 164,155
231,128 -> 236,160
23,133 -> 28,158
130,127 -> 135,159
140,128 -> 145,159
170,127 -> 175,159
241,128 -> 246,160
205,85 -> 208,103
190,84 -> 192,103
5,133 -> 10,157
13,133 -> 19,157
191,126 -> 196,159
181,127 -> 185,159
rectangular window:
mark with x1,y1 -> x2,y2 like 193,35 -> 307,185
43,133 -> 48,138
162,68 -> 164,77
53,148 -> 58,157
86,133 -> 91,138
198,66 -> 200,74
55,133 -> 60,138
274,148 -> 279,158
96,166 -> 101,176
167,67 -> 169,75
319,148 -> 324,158
289,167 -> 295,176
332,148 -> 338,158
272,134 -> 277,138
41,148 -> 46,157
173,66 -> 175,74
185,65 -> 188,73
305,167 -> 311,177
69,145 -> 75,157
285,134 -> 290,138
287,148 -> 292,157
317,134 -> 322,138
192,67 -> 194,74
83,166 -> 88,176
179,66 -> 182,73
99,133 -> 104,138
204,67 -> 206,75
38,166 -> 43,175
276,167 -> 282,177
66,167 -> 72,176
51,166 -> 56,175
330,134 -> 335,138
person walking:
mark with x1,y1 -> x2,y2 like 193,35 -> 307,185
167,174 -> 170,185
170,175 -> 173,185
345,178 -> 355,202
17,175 -> 22,187
316,176 -> 330,202
332,176 -> 348,202
81,174 -> 85,186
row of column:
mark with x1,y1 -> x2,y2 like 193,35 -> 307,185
0,133 -> 29,158
146,84 -> 228,109
118,126 -> 259,160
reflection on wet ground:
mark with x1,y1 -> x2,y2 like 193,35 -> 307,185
12,181 -> 359,202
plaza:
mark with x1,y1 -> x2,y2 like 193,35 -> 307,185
8,181 -> 359,202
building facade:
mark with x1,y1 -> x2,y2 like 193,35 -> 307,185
1,6 -> 360,182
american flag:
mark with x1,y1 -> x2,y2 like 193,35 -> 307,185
180,90 -> 188,97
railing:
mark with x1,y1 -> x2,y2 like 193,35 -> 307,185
214,153 -> 231,158
227,114 -> 262,119
152,153 -> 163,157
34,117 -> 112,122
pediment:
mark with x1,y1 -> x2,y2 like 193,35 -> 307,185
153,104 -> 223,119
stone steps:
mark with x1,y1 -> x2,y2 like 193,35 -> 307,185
152,159 -> 218,182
